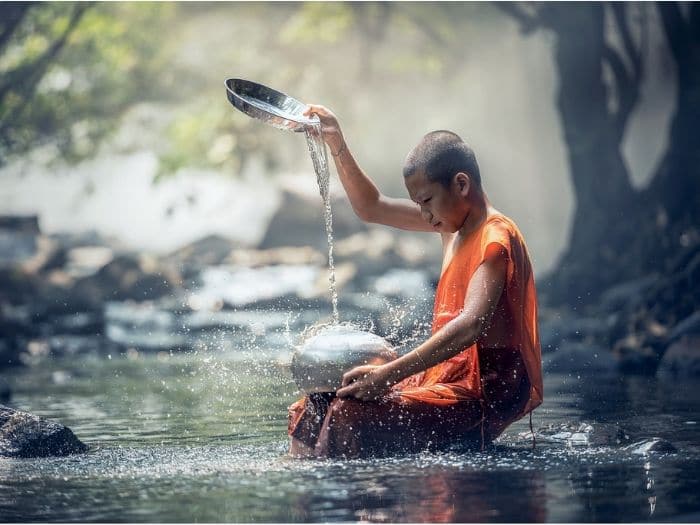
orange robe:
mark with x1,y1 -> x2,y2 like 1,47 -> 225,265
397,213 -> 543,416
288,213 -> 543,457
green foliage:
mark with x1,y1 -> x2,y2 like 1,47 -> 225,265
0,1 -> 486,178
0,2 -> 176,163
280,3 -> 354,45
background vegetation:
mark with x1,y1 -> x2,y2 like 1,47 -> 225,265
1,2 -> 697,310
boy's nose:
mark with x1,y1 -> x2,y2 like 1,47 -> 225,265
421,208 -> 433,222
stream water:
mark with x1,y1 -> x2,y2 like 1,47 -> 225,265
2,349 -> 700,522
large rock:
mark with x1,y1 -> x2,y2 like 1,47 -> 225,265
70,253 -> 183,310
0,215 -> 41,269
167,234 -> 239,267
0,231 -> 38,267
0,405 -> 88,458
259,190 -> 366,251
0,215 -> 40,233
599,275 -> 659,314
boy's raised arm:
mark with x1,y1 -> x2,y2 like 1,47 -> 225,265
304,104 -> 433,232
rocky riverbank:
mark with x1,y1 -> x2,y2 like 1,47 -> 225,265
1,196 -> 698,382
539,238 -> 700,377
0,194 -> 440,373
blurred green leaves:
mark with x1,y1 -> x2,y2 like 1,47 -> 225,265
0,2 -> 175,164
280,3 -> 353,45
1,2 -> 484,178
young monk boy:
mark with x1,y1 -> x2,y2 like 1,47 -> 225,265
288,104 -> 543,458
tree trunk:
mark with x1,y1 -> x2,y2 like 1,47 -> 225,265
542,5 -> 636,302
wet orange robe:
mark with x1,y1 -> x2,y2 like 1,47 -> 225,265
397,213 -> 543,416
288,213 -> 543,456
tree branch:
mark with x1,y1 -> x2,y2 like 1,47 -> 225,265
657,2 -> 690,67
495,2 -> 542,34
690,3 -> 700,43
602,43 -> 639,139
398,4 -> 447,47
0,3 -> 31,53
610,3 -> 642,81
0,4 -> 90,124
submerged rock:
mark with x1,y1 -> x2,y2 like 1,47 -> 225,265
528,422 -> 631,447
622,438 -> 678,455
0,405 -> 88,458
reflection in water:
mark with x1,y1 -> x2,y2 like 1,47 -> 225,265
286,460 -> 547,523
645,461 -> 657,518
3,353 -> 700,522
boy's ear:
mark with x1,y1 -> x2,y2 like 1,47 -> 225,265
454,172 -> 471,196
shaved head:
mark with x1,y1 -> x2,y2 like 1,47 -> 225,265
403,130 -> 481,188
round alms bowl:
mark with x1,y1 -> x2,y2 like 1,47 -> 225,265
225,78 -> 317,132
291,325 -> 397,393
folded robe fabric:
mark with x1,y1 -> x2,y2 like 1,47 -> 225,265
288,213 -> 543,457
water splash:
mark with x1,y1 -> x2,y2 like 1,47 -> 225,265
304,122 -> 339,323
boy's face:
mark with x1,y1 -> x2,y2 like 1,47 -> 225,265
405,170 -> 470,233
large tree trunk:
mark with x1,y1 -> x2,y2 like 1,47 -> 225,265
647,4 -> 700,229
541,5 -> 636,303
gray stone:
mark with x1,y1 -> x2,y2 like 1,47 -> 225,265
0,231 -> 37,266
622,438 -> 678,455
599,275 -> 659,313
259,190 -> 366,251
48,229 -> 119,250
529,422 -> 631,447
167,234 -> 238,267
72,253 -> 182,309
0,405 -> 88,458
0,215 -> 40,234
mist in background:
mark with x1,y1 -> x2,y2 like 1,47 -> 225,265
0,2 -> 675,275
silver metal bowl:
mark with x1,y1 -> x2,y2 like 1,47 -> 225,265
224,78 -> 317,132
291,325 -> 397,393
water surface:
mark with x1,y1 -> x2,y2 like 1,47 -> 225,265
2,350 -> 700,522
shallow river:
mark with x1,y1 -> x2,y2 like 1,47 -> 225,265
2,347 -> 700,522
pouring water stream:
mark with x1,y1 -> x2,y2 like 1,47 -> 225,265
225,79 -> 340,324
303,122 -> 339,324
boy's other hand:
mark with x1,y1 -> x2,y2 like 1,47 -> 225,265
336,364 -> 391,401
304,104 -> 346,156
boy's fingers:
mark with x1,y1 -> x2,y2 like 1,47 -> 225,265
304,104 -> 332,119
341,368 -> 362,386
336,384 -> 354,398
